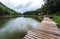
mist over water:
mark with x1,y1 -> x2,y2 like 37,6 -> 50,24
0,17 -> 39,39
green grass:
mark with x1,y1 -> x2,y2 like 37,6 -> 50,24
53,15 -> 60,28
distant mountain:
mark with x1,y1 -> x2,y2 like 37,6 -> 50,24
0,2 -> 21,16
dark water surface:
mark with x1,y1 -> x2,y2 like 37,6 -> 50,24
0,17 -> 39,39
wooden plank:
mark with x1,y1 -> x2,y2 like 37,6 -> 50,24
23,17 -> 60,39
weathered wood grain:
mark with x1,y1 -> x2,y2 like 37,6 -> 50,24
23,17 -> 60,39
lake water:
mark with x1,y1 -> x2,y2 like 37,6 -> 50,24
0,17 -> 40,39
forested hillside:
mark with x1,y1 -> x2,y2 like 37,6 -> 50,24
23,0 -> 60,15
0,2 -> 21,16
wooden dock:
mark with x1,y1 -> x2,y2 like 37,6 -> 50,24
23,17 -> 60,39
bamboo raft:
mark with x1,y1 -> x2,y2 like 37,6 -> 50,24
23,17 -> 60,39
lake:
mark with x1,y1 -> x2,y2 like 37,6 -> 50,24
0,16 -> 40,39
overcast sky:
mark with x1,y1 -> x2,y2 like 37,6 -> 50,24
0,0 -> 44,13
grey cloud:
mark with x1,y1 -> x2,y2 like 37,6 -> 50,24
0,0 -> 44,13
15,1 -> 32,9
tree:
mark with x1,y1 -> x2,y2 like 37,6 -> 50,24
43,0 -> 60,14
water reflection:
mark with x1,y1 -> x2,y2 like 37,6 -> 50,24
0,17 -> 39,39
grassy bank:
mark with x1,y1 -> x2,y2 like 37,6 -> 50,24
53,15 -> 60,28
